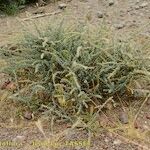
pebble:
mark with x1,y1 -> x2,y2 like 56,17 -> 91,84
143,125 -> 149,130
104,138 -> 109,143
135,5 -> 140,10
127,8 -> 132,12
146,114 -> 150,120
140,2 -> 148,8
114,22 -> 125,29
134,121 -> 139,129
13,135 -> 26,142
108,0 -> 115,6
58,3 -> 67,9
24,111 -> 32,120
97,11 -> 104,18
119,111 -> 128,124
147,99 -> 150,105
113,139 -> 122,145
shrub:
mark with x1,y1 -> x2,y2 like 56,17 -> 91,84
0,22 -> 149,127
0,0 -> 25,15
0,0 -> 37,15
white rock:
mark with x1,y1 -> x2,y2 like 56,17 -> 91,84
140,2 -> 148,8
114,22 -> 125,29
58,3 -> 67,9
104,138 -> 109,143
135,5 -> 140,10
97,11 -> 104,18
109,0 -> 115,6
13,135 -> 26,142
113,139 -> 122,145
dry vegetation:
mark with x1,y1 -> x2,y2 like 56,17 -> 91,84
0,21 -> 149,132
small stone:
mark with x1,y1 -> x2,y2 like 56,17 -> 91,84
13,135 -> 26,142
120,10 -> 125,17
135,5 -> 140,10
143,125 -> 149,130
5,82 -> 16,91
97,11 -> 104,18
147,98 -> 150,105
24,111 -> 32,120
114,22 -> 125,29
146,114 -> 150,120
104,138 -> 109,143
119,111 -> 128,124
127,8 -> 132,12
140,2 -> 148,8
58,3 -> 67,9
108,0 -> 114,6
113,139 -> 122,145
134,121 -> 139,129
9,45 -> 18,51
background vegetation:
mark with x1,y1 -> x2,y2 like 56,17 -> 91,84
0,0 -> 37,15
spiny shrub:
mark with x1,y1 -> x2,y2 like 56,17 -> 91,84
0,22 -> 150,126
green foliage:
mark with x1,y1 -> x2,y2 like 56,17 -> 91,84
1,4 -> 18,15
0,0 -> 23,15
0,22 -> 150,128
0,0 -> 34,15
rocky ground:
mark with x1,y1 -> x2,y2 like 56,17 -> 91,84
0,0 -> 150,149
0,0 -> 150,46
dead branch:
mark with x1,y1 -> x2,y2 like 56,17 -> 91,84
21,10 -> 62,21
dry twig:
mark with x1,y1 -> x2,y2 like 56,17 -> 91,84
22,10 -> 61,21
